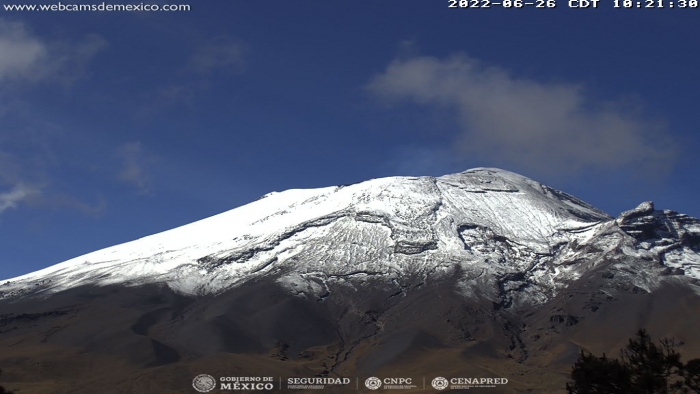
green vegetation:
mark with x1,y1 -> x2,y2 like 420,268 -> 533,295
567,329 -> 700,394
0,369 -> 13,394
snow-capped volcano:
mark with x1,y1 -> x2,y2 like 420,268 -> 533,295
2,168 -> 700,394
2,168 -> 699,307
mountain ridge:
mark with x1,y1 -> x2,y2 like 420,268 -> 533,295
1,167 -> 700,394
2,167 -> 697,304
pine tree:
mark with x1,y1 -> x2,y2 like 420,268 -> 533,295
0,369 -> 13,394
566,351 -> 634,393
566,329 -> 700,394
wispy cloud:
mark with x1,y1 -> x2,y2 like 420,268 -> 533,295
47,33 -> 107,86
188,36 -> 245,75
0,19 -> 108,217
0,183 -> 40,213
117,142 -> 154,195
136,36 -> 245,116
382,145 -> 459,177
367,54 -> 676,175
0,19 -> 47,82
39,192 -> 107,216
0,143 -> 107,216
0,18 -> 106,86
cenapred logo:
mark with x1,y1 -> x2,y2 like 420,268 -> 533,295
192,374 -> 217,393
365,377 -> 382,390
431,377 -> 449,390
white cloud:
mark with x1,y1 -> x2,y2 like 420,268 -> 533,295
367,54 -> 676,175
0,20 -> 107,216
0,19 -> 48,81
49,33 -> 107,86
0,183 -> 39,212
0,18 -> 106,86
117,142 -> 154,195
43,192 -> 107,216
188,36 -> 245,75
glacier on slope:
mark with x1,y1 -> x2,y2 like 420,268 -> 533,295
1,168 -> 699,307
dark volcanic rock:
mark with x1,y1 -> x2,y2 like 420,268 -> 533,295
1,170 -> 699,393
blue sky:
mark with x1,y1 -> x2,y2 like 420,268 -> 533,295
0,1 -> 698,279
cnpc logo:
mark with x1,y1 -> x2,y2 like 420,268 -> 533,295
365,377 -> 382,390
364,377 -> 414,390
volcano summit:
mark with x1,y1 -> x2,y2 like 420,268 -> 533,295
1,168 -> 699,393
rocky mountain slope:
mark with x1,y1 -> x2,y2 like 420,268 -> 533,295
1,168 -> 699,393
